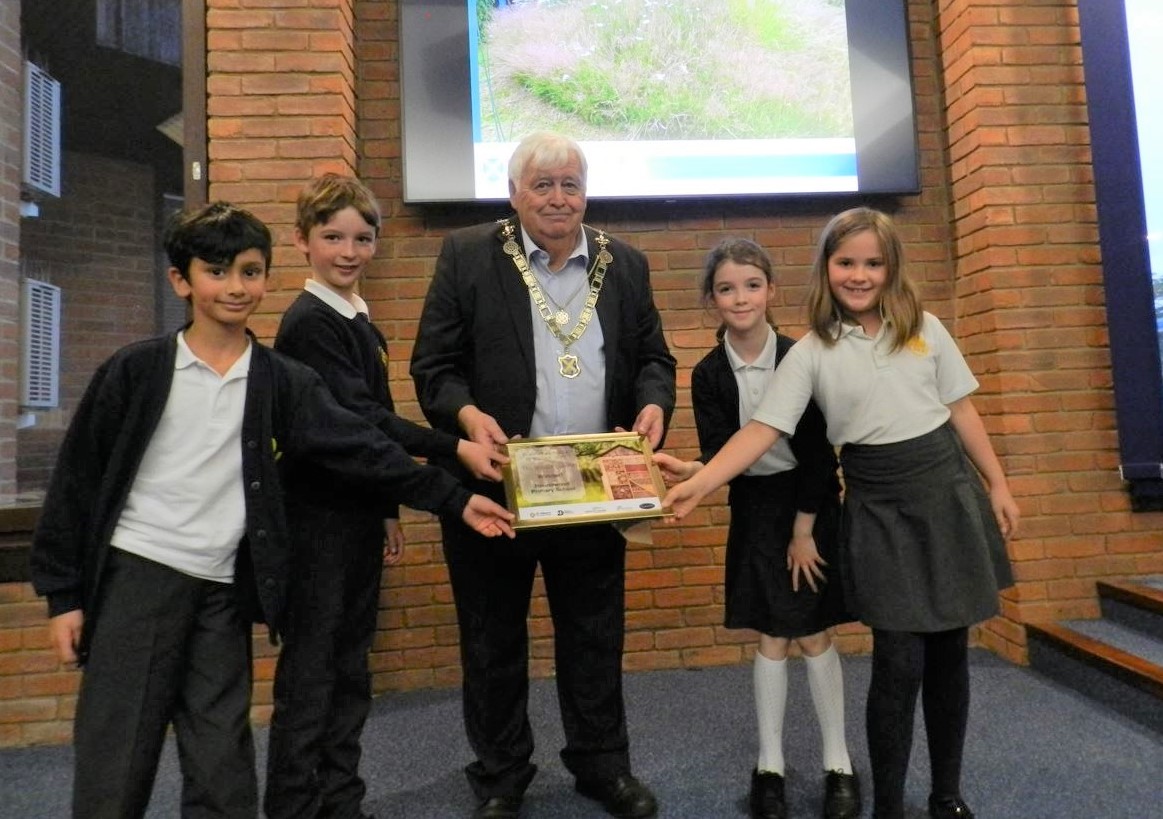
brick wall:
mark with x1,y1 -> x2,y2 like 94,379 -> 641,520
17,152 -> 158,492
0,0 -> 20,497
0,152 -> 159,746
3,0 -> 1162,747
206,0 -> 359,343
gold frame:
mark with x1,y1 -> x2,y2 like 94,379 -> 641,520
501,432 -> 668,529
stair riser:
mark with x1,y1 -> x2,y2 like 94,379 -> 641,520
1026,632 -> 1163,735
1099,597 -> 1163,642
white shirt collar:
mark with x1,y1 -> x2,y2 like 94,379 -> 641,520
175,331 -> 252,379
723,326 -> 778,372
175,331 -> 199,370
832,320 -> 859,339
305,278 -> 369,319
520,225 -> 588,268
832,318 -> 889,342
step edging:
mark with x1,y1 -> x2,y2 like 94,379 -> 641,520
1097,580 -> 1163,616
1025,622 -> 1163,700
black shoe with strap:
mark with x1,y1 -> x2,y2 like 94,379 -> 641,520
575,773 -> 658,818
929,794 -> 976,819
749,769 -> 787,819
823,770 -> 862,819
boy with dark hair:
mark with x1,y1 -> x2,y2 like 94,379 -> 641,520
265,175 -> 507,819
30,202 -> 514,819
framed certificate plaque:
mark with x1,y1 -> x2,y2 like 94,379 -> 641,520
501,432 -> 669,529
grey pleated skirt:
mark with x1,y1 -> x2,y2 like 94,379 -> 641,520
838,423 -> 1015,632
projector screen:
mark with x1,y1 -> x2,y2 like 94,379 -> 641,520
400,0 -> 920,203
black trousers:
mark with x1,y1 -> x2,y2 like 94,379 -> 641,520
866,628 -> 970,819
442,519 -> 631,801
265,507 -> 385,819
73,549 -> 256,819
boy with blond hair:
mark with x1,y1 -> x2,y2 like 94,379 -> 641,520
266,175 -> 507,819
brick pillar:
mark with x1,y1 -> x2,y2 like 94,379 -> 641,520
0,0 -> 22,496
206,0 -> 359,339
935,0 -> 1145,660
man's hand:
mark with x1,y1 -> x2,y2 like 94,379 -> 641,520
462,494 -> 517,539
383,518 -> 405,566
457,405 -> 509,449
456,439 -> 509,482
652,452 -> 702,485
49,610 -> 83,665
631,404 -> 666,449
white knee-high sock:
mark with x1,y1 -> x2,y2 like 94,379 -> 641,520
753,652 -> 788,775
805,644 -> 853,774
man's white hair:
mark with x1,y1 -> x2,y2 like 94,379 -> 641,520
507,131 -> 588,188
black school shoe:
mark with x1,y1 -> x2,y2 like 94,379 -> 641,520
749,769 -> 787,819
823,771 -> 861,819
575,773 -> 658,818
473,794 -> 523,819
929,794 -> 975,819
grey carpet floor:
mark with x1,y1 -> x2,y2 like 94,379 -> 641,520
2,650 -> 1160,818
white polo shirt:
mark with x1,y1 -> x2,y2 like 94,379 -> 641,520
752,312 -> 978,446
110,333 -> 252,582
723,327 -> 798,476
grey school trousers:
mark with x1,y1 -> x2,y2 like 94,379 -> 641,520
73,548 -> 256,819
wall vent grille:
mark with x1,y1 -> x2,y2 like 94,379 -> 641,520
21,279 -> 61,409
23,61 -> 62,198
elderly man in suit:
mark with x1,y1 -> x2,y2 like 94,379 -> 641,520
411,131 -> 676,819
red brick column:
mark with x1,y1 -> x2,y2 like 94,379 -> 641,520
206,0 -> 359,339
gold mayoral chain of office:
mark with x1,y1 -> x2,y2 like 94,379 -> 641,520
500,219 -> 612,379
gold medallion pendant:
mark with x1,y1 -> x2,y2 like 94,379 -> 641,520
554,310 -> 569,327
558,353 -> 581,378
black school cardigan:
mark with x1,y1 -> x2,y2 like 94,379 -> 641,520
274,290 -> 461,519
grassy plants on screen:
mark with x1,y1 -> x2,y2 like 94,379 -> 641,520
478,0 -> 853,142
